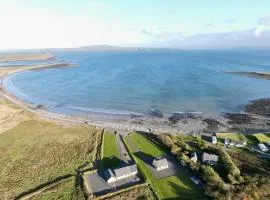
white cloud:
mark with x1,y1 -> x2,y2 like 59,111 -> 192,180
0,2 -> 269,50
0,2 -> 143,49
254,16 -> 270,37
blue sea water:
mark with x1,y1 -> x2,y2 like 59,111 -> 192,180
3,49 -> 270,116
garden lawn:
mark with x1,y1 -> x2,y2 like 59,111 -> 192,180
125,134 -> 206,200
102,132 -> 120,169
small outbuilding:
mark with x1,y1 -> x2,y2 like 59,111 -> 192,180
223,138 -> 246,147
152,158 -> 169,171
258,143 -> 268,152
190,152 -> 198,163
212,136 -> 217,144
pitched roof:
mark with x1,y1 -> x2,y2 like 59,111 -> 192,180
153,158 -> 168,168
202,152 -> 218,162
191,152 -> 197,158
258,143 -> 268,151
105,169 -> 115,179
114,164 -> 138,178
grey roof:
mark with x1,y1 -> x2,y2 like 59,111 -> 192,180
153,158 -> 168,168
202,152 -> 218,162
114,164 -> 138,178
105,169 -> 115,179
258,143 -> 268,151
191,152 -> 197,158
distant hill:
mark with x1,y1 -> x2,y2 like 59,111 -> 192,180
49,45 -> 167,52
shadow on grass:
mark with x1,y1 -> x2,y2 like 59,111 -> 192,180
244,134 -> 260,144
101,156 -> 126,169
135,131 -> 170,152
133,151 -> 157,166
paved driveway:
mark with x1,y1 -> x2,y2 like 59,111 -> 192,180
116,133 -> 133,165
85,171 -> 141,196
125,135 -> 183,179
85,172 -> 112,196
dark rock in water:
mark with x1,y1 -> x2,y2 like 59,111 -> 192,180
148,108 -> 163,118
203,118 -> 224,130
245,98 -> 270,117
224,113 -> 254,124
130,114 -> 143,118
168,112 -> 202,123
168,112 -> 186,123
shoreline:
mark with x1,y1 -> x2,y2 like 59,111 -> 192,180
0,52 -> 55,62
1,62 -> 270,134
0,64 -> 224,134
225,71 -> 270,80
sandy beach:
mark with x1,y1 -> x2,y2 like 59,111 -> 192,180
0,52 -> 55,62
0,62 -> 229,134
1,60 -> 270,135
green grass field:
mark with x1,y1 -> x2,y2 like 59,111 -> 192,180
217,132 -> 270,144
216,133 -> 243,141
102,131 -> 120,169
125,134 -> 206,200
253,133 -> 270,143
0,119 -> 98,199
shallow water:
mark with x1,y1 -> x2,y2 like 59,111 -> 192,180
3,49 -> 270,116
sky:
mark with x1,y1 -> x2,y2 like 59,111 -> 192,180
0,0 -> 270,50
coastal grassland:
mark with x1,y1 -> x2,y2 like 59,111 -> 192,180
0,98 -> 31,134
216,132 -> 270,145
227,147 -> 270,199
28,177 -> 84,200
0,100 -> 99,199
253,133 -> 270,142
101,131 -> 120,169
216,132 -> 245,141
125,133 -> 205,200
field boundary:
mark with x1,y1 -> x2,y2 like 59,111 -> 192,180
123,136 -> 159,200
15,175 -> 74,200
92,183 -> 150,200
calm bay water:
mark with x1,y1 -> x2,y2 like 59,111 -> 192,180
3,49 -> 270,116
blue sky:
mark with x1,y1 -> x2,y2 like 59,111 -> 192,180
0,0 -> 270,49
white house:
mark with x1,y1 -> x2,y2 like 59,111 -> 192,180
105,164 -> 138,183
212,136 -> 217,144
224,138 -> 246,147
190,152 -> 198,163
258,143 -> 268,152
235,141 -> 247,147
153,158 -> 169,171
202,152 -> 219,165
224,138 -> 230,146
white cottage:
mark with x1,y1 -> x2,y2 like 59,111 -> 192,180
105,164 -> 138,183
152,158 -> 169,171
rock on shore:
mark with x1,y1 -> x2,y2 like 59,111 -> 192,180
245,98 -> 270,117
